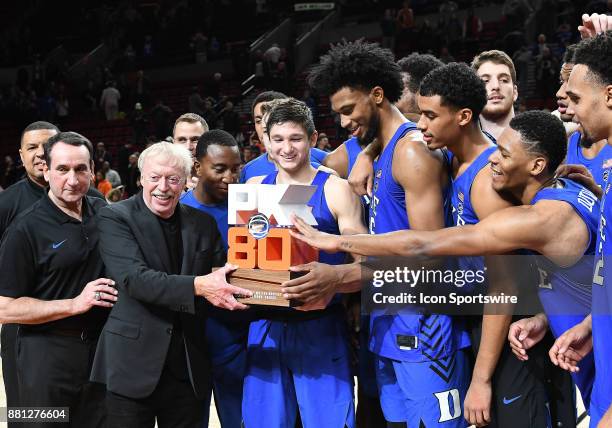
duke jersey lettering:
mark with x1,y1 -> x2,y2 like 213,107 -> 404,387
530,178 -> 598,407
368,122 -> 470,362
566,132 -> 612,188
591,166 -> 612,425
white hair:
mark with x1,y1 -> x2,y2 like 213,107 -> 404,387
137,142 -> 193,177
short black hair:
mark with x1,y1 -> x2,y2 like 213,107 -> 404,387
419,62 -> 487,120
251,91 -> 287,116
20,121 -> 59,143
265,98 -> 316,137
397,53 -> 444,94
308,40 -> 403,103
44,132 -> 94,166
509,110 -> 567,173
195,129 -> 238,160
563,44 -> 577,64
573,31 -> 612,85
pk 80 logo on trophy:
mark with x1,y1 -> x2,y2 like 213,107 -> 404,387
223,183 -> 319,306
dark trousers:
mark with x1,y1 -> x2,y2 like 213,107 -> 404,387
470,320 -> 576,427
106,364 -> 205,428
2,324 -> 21,428
16,329 -> 106,428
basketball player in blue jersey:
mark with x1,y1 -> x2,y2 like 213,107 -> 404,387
292,110 -> 598,419
396,53 -> 445,122
179,130 -> 246,428
340,53 -> 444,197
306,40 -> 471,428
242,98 -> 365,428
322,133 -> 387,428
471,50 -> 518,141
323,136 -> 364,179
552,32 -> 612,427
240,91 -> 329,183
555,45 -> 612,188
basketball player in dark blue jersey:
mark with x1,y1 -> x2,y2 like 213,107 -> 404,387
322,53 -> 443,181
555,44 -> 612,189
292,111 -> 598,420
179,130 -> 247,428
305,62 -> 556,427
552,32 -> 612,427
396,53 -> 445,123
242,98 -> 365,428
240,91 -> 329,183
306,40 -> 471,428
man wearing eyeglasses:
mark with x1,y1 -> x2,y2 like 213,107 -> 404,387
90,142 -> 252,427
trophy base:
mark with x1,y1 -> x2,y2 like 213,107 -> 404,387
215,268 -> 304,307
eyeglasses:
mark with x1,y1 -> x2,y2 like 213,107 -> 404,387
143,174 -> 185,186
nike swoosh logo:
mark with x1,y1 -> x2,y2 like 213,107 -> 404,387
503,395 -> 521,405
52,239 -> 67,249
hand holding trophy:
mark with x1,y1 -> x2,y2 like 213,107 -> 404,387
220,183 -> 319,307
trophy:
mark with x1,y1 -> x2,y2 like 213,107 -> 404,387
222,183 -> 319,307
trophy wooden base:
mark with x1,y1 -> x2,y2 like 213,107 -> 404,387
215,268 -> 305,307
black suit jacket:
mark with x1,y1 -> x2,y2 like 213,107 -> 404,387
90,193 -> 225,399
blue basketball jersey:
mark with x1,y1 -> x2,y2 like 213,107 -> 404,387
310,147 -> 329,165
566,132 -> 612,188
368,121 -> 470,362
180,190 -> 229,248
261,170 -> 345,266
530,179 -> 598,407
449,145 -> 497,293
591,167 -> 612,425
344,137 -> 362,176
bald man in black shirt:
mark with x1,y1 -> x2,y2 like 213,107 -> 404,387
0,132 -> 115,428
0,122 -> 103,420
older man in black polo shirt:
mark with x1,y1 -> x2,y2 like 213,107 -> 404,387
0,122 -> 104,419
0,132 -> 116,427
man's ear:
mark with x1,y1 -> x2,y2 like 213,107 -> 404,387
605,84 -> 612,108
529,156 -> 547,177
512,84 -> 518,102
457,108 -> 473,126
310,131 -> 318,148
371,86 -> 385,106
193,159 -> 202,177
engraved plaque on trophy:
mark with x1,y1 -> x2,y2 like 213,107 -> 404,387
223,183 -> 319,307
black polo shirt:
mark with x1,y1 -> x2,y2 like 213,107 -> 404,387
0,192 -> 109,330
0,177 -> 104,240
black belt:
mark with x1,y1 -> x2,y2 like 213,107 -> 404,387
19,326 -> 102,341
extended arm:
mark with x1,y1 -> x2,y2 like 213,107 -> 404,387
292,204 -> 548,258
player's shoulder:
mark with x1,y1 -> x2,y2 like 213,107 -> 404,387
323,173 -> 356,202
243,153 -> 267,169
472,169 -> 515,219
395,129 -> 444,163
